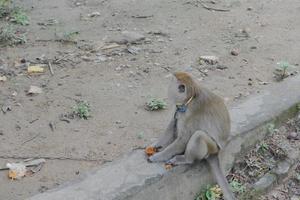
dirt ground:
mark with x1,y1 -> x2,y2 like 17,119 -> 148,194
0,0 -> 300,199
227,115 -> 300,200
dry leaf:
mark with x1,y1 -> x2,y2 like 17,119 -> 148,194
27,85 -> 43,95
6,163 -> 27,180
0,75 -> 7,82
164,164 -> 173,170
28,65 -> 44,74
145,146 -> 157,156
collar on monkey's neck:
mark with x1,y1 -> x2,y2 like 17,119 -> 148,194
175,96 -> 194,113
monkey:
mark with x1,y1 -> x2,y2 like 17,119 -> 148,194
147,72 -> 235,200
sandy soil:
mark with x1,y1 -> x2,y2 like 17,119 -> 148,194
0,0 -> 300,199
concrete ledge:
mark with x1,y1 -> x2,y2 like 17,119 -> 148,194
28,75 -> 300,200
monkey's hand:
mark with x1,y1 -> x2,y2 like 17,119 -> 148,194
148,152 -> 168,163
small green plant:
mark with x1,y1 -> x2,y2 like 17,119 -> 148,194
10,7 -> 29,25
145,98 -> 167,111
275,61 -> 290,81
0,4 -> 10,18
257,142 -> 269,154
73,101 -> 91,119
0,0 -> 11,6
56,31 -> 79,43
266,123 -> 276,134
137,132 -> 144,139
229,180 -> 245,194
194,185 -> 222,200
0,24 -> 26,46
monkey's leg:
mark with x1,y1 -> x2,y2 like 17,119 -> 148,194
152,119 -> 176,150
167,131 -> 212,165
148,137 -> 187,162
167,155 -> 193,165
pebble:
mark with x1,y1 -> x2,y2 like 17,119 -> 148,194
231,49 -> 239,56
121,31 -> 145,44
287,132 -> 299,140
88,12 -> 100,17
216,64 -> 228,70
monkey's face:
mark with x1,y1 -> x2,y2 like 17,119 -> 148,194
168,76 -> 187,105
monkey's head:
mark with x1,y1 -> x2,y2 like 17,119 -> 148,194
168,72 -> 197,105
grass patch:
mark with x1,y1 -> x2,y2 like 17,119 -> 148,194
194,185 -> 223,200
10,7 -> 29,25
145,98 -> 167,111
0,24 -> 26,46
55,31 -> 80,43
73,101 -> 91,119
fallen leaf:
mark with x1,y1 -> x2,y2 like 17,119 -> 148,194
27,86 -> 43,95
101,43 -> 121,50
7,163 -> 27,180
0,75 -> 7,82
164,164 -> 173,170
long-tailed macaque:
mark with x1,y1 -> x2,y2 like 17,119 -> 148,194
147,72 -> 235,200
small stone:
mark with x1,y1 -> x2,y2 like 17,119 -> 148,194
250,46 -> 257,50
115,120 -> 122,124
121,31 -> 145,44
216,65 -> 228,70
115,66 -> 122,71
81,56 -> 93,62
247,7 -> 253,11
273,160 -> 290,177
127,46 -> 141,55
88,12 -> 100,17
287,132 -> 299,140
11,91 -> 17,96
95,55 -> 108,62
231,49 -> 239,56
253,173 -> 276,191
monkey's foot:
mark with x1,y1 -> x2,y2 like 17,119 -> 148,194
166,155 -> 193,165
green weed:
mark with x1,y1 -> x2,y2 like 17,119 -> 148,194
73,101 -> 91,119
0,24 -> 26,46
10,7 -> 29,25
145,98 -> 167,111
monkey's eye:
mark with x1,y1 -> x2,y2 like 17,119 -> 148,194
178,84 -> 185,93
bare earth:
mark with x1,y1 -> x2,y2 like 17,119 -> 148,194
0,0 -> 300,199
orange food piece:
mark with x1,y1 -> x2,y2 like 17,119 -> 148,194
145,146 -> 157,156
164,164 -> 173,170
8,170 -> 17,180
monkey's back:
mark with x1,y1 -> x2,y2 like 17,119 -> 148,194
187,89 -> 231,149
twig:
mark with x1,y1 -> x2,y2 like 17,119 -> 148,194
21,133 -> 41,145
198,1 -> 230,12
131,15 -> 153,19
53,54 -> 72,64
0,155 -> 112,163
48,61 -> 54,75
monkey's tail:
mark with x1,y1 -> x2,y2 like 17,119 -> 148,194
207,155 -> 236,200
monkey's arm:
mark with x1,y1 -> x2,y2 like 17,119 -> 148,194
149,136 -> 187,162
151,119 -> 176,150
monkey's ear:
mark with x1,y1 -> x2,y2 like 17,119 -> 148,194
178,84 -> 185,93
